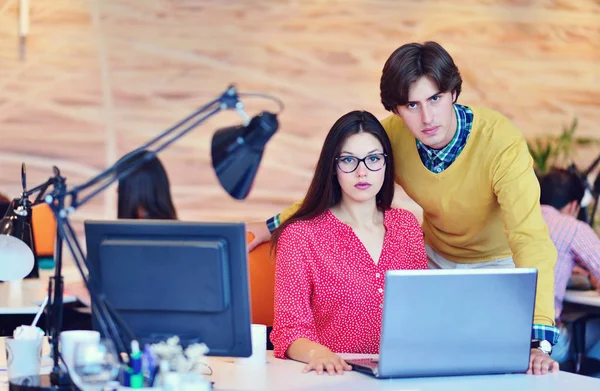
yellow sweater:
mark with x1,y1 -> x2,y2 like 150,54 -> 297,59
280,106 -> 557,326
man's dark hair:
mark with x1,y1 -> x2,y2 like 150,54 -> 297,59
539,168 -> 586,209
380,41 -> 462,113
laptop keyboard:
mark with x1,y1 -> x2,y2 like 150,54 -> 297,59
347,358 -> 378,369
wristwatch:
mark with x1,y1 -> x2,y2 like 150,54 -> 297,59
531,339 -> 552,355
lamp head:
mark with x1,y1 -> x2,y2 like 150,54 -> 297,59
211,111 -> 279,200
0,198 -> 35,281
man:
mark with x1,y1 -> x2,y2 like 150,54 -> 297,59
248,41 -> 559,374
539,169 -> 600,370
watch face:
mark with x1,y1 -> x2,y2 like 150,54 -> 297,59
540,340 -> 552,352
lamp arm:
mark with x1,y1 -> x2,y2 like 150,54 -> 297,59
55,213 -> 133,357
69,104 -> 224,211
27,178 -> 55,205
583,153 -> 600,177
64,85 -> 247,211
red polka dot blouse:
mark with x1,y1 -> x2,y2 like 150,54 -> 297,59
270,208 -> 427,359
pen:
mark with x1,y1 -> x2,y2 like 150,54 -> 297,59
129,340 -> 144,388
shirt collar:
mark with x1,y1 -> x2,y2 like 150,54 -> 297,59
417,104 -> 464,160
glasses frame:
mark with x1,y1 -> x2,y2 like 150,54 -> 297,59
335,153 -> 387,174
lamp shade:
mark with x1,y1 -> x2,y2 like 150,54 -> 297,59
211,111 -> 279,200
0,199 -> 35,281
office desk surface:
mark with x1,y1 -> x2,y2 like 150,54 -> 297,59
202,352 -> 600,391
0,269 -> 77,315
565,289 -> 600,308
1,344 -> 599,391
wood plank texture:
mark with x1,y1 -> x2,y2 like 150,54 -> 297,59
0,0 -> 598,234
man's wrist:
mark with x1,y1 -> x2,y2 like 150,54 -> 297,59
531,339 -> 552,355
266,214 -> 281,234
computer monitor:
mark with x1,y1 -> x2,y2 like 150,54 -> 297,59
84,219 -> 252,357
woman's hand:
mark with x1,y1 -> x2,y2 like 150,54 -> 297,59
303,348 -> 352,375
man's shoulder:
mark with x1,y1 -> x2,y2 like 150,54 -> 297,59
542,205 -> 587,234
542,205 -> 575,224
468,105 -> 524,152
470,106 -> 520,134
380,113 -> 408,133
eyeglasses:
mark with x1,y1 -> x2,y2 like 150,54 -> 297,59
335,153 -> 387,173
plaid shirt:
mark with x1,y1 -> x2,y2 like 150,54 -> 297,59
541,205 -> 600,320
416,104 -> 473,173
267,106 -> 561,344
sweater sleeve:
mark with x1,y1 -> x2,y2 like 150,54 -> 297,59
491,131 -> 557,327
270,223 -> 320,358
279,199 -> 304,224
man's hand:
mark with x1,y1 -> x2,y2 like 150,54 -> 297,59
303,348 -> 352,375
527,348 -> 559,375
246,221 -> 272,251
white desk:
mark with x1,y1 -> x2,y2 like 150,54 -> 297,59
0,269 -> 77,315
201,352 -> 600,391
1,342 -> 599,391
565,290 -> 600,308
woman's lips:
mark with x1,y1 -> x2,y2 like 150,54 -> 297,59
355,183 -> 372,190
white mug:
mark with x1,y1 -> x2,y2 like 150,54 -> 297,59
236,324 -> 267,365
4,336 -> 43,380
59,330 -> 100,371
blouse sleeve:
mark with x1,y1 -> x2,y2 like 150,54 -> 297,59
270,223 -> 320,358
399,209 -> 428,269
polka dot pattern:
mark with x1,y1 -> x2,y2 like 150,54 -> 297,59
271,208 -> 427,358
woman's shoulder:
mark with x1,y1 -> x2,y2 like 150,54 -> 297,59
385,208 -> 421,228
279,212 -> 332,240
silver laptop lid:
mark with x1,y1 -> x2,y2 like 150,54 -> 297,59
378,268 -> 537,378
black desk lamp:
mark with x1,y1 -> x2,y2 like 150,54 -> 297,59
1,85 -> 282,391
0,163 -> 39,281
570,155 -> 600,227
582,154 -> 600,228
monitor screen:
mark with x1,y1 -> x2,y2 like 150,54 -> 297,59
84,219 -> 252,357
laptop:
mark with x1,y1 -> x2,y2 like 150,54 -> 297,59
347,268 -> 537,378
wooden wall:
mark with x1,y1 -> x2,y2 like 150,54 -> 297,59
1,0 -> 599,232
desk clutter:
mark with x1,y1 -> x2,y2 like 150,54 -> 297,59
4,328 -> 214,391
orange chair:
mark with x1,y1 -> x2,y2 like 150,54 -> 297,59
246,233 -> 275,327
32,203 -> 57,258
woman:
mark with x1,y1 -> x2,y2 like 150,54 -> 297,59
116,149 -> 177,220
270,111 -> 427,375
64,150 -> 177,308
